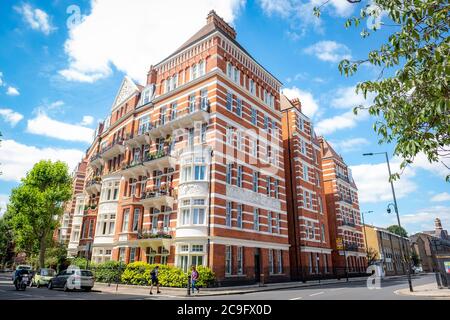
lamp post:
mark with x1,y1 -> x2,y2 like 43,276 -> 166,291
363,152 -> 413,292
361,210 -> 373,265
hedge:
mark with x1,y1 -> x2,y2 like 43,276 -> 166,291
120,262 -> 215,288
91,261 -> 124,283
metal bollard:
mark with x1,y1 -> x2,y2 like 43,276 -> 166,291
187,275 -> 191,296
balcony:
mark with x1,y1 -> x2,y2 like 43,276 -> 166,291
341,220 -> 356,228
101,139 -> 125,160
140,186 -> 175,209
336,172 -> 350,183
89,153 -> 103,168
121,159 -> 147,178
148,102 -> 210,138
339,195 -> 353,205
85,177 -> 101,195
142,149 -> 176,171
125,124 -> 152,148
344,243 -> 360,252
133,228 -> 173,251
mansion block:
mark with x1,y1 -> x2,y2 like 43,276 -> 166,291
56,11 -> 366,284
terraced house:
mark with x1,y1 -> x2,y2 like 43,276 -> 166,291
281,96 -> 333,280
320,138 -> 367,273
60,11 -> 290,284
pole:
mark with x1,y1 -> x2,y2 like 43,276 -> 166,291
362,212 -> 369,264
343,243 -> 349,282
384,152 -> 413,292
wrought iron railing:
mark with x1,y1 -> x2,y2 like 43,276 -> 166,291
137,228 -> 172,239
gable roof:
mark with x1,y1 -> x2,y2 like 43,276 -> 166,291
111,76 -> 141,111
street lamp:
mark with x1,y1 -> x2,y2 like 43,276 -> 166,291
363,152 -> 414,292
361,210 -> 373,264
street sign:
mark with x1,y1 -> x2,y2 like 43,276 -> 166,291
336,238 -> 343,250
445,261 -> 450,274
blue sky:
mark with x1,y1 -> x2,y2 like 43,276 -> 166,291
0,0 -> 448,234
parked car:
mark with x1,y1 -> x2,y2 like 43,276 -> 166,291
412,266 -> 423,273
32,268 -> 56,288
48,269 -> 94,292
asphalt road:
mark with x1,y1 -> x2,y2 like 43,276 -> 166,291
199,273 -> 440,300
0,272 -> 440,300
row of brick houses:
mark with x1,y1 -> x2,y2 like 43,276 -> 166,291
56,11 -> 366,284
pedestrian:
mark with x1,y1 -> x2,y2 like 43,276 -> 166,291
149,265 -> 161,295
191,266 -> 199,294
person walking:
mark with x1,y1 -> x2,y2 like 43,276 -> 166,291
191,266 -> 199,294
149,265 -> 161,295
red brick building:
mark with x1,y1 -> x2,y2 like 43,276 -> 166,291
281,95 -> 333,280
64,11 -> 290,284
55,160 -> 87,246
320,138 -> 367,273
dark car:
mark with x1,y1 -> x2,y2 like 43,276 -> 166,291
48,269 -> 94,292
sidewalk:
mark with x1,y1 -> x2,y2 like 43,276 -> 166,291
395,283 -> 450,299
93,275 -> 385,298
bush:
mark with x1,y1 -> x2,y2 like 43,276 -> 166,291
68,257 -> 89,269
121,261 -> 152,285
121,262 -> 190,287
92,261 -> 124,283
196,266 -> 216,288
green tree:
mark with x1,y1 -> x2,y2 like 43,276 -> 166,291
387,225 -> 408,237
0,212 -> 15,268
7,160 -> 72,268
366,247 -> 379,266
410,250 -> 420,267
315,0 -> 450,181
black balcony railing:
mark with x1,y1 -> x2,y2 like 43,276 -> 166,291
90,153 -> 102,163
141,186 -> 174,200
143,148 -> 171,162
86,176 -> 101,187
336,172 -> 350,183
137,228 -> 172,239
344,243 -> 360,252
101,138 -> 125,154
341,220 -> 356,227
339,195 -> 353,204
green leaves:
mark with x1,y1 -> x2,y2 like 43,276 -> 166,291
6,160 -> 73,267
330,0 -> 450,180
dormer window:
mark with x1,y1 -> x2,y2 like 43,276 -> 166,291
142,89 -> 150,105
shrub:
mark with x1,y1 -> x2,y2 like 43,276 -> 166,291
68,257 -> 89,269
92,261 -> 124,283
121,261 -> 151,285
121,262 -> 190,287
196,266 -> 216,288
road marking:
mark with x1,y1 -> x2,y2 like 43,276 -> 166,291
290,297 -> 303,300
309,292 -> 324,297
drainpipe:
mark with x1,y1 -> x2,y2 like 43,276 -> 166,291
285,109 -> 302,280
207,149 -> 213,267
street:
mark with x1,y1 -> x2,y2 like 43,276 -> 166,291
0,272 -> 444,300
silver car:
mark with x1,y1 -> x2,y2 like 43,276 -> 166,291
48,269 -> 94,292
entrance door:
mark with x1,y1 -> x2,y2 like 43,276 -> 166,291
254,248 -> 261,283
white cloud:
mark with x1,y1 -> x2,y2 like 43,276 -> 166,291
331,86 -> 375,109
60,0 -> 244,83
401,206 -> 450,234
258,0 -> 292,18
282,86 -> 320,118
431,192 -> 450,202
328,0 -> 354,17
0,72 -> 3,86
409,152 -> 450,180
331,138 -> 370,153
26,112 -> 94,143
350,157 -> 418,204
15,3 -> 56,35
0,108 -> 24,127
0,194 -> 8,217
315,109 -> 368,135
80,115 -> 94,126
0,140 -> 84,183
304,40 -> 352,63
6,86 -> 20,96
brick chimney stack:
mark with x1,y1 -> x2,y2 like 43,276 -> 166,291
147,65 -> 157,85
206,10 -> 237,39
290,98 -> 302,112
